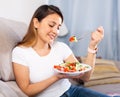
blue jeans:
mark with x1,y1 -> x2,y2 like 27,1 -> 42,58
60,85 -> 111,97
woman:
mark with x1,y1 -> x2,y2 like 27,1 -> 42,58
12,4 -> 109,97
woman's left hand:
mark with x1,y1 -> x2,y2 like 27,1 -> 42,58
89,26 -> 104,49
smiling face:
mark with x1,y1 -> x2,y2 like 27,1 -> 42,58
33,13 -> 62,44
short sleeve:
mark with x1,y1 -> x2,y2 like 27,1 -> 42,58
12,47 -> 28,66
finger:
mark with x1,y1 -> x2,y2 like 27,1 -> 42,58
91,32 -> 103,42
93,28 -> 104,39
97,26 -> 104,34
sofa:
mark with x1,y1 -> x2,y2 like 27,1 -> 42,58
0,17 -> 120,97
0,17 -> 28,97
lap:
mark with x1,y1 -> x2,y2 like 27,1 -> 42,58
60,85 -> 110,97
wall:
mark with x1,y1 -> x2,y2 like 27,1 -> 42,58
0,0 -> 48,25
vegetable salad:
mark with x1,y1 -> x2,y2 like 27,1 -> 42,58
54,62 -> 90,72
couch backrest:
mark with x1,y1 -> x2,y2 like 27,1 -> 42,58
0,17 -> 27,81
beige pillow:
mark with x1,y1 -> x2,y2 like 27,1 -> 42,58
85,59 -> 120,87
0,17 -> 27,81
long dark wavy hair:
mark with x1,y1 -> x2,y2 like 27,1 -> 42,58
17,5 -> 63,47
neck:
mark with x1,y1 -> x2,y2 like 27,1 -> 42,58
33,41 -> 50,50
32,41 -> 51,56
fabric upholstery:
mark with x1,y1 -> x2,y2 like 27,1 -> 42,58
87,83 -> 120,94
84,59 -> 120,87
0,80 -> 19,97
0,17 -> 27,81
0,93 -> 4,97
0,73 -> 1,80
5,81 -> 28,97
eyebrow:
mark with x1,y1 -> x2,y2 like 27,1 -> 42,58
49,21 -> 61,26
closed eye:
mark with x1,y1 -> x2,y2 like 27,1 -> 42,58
49,24 -> 60,30
48,21 -> 61,30
49,24 -> 54,28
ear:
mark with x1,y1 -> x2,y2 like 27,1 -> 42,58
33,18 -> 39,29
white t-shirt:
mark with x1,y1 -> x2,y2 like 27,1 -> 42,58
12,41 -> 73,97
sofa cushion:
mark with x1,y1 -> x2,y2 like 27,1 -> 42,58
84,58 -> 120,87
0,17 -> 27,81
87,83 -> 120,94
0,80 -> 19,97
0,73 -> 1,80
6,81 -> 28,97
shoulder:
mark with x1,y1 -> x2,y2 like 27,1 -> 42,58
12,46 -> 30,54
12,46 -> 30,66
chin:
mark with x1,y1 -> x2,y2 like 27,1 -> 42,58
48,40 -> 54,44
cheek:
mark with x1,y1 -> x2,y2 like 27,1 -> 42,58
38,24 -> 50,33
37,27 -> 48,35
37,28 -> 44,38
37,28 -> 50,40
42,27 -> 50,34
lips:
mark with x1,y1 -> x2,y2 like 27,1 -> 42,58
48,34 -> 56,40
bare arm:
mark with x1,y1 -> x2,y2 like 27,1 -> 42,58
65,26 -> 104,82
13,63 -> 60,97
82,26 -> 104,81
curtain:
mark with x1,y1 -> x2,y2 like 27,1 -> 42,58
49,0 -> 120,61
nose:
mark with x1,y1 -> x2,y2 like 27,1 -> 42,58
52,27 -> 59,35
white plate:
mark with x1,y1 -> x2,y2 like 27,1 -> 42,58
54,63 -> 92,76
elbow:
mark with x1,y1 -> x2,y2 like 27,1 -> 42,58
82,76 -> 91,82
23,90 -> 36,97
20,87 -> 36,97
83,78 -> 89,82
82,71 -> 93,82
21,90 -> 31,97
82,78 -> 89,82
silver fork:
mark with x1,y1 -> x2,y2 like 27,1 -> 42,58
76,31 -> 91,41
